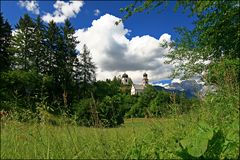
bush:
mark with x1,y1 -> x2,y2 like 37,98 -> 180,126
73,98 -> 95,126
73,96 -> 125,127
149,91 -> 171,117
206,59 -> 239,88
126,85 -> 157,118
98,95 -> 124,127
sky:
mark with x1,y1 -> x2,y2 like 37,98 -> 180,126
1,0 -> 196,83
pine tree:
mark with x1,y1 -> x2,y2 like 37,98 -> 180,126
61,19 -> 79,106
45,20 -> 60,75
78,44 -> 96,97
0,13 -> 12,72
44,20 -> 67,107
0,13 -> 12,104
11,14 -> 35,71
33,16 -> 47,74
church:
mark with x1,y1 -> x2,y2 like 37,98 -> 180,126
121,72 -> 149,95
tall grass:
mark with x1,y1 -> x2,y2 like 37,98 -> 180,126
1,60 -> 239,159
1,118 -> 169,159
1,101 -> 238,159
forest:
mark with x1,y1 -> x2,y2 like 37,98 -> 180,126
1,0 -> 239,159
0,12 -> 197,127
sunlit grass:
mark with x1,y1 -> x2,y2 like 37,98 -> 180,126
1,91 -> 239,159
1,118 -> 170,159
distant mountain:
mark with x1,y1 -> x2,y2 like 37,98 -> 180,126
150,79 -> 172,87
151,79 -> 204,98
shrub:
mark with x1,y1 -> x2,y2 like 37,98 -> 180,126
73,96 -> 125,127
98,95 -> 124,127
73,98 -> 95,126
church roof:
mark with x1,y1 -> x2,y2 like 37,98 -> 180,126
122,73 -> 128,78
132,84 -> 144,90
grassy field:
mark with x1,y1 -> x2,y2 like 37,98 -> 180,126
1,90 -> 239,159
1,118 -> 177,159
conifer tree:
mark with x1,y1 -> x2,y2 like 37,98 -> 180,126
11,14 -> 35,71
33,16 -> 47,74
61,19 -> 79,106
44,20 -> 64,105
0,13 -> 12,72
78,44 -> 96,97
45,20 -> 60,75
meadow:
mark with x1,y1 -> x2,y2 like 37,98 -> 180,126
2,118 -> 171,159
1,89 -> 239,159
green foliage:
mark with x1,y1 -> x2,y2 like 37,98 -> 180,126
0,3 -> 239,160
11,14 -> 36,71
32,16 -> 47,74
93,80 -> 120,100
207,59 -> 239,87
126,85 -> 196,118
0,13 -> 86,114
73,96 -> 125,127
121,1 -> 240,78
98,95 -> 124,127
0,12 -> 12,72
126,85 -> 157,118
73,98 -> 95,126
178,120 -> 239,159
179,121 -> 214,158
77,44 -> 96,98
119,0 -> 168,23
0,70 -> 41,110
149,91 -> 171,117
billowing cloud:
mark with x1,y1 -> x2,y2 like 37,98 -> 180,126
75,14 -> 173,83
94,9 -> 100,16
19,0 -> 40,15
42,0 -> 84,23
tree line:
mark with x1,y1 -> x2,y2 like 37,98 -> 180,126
2,0 -> 238,127
0,13 -> 194,127
0,13 -> 96,114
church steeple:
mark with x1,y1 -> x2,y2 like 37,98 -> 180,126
142,73 -> 148,86
121,73 -> 129,85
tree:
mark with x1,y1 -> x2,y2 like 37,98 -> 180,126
127,85 -> 157,118
149,91 -> 171,117
98,95 -> 124,127
61,19 -> 79,107
44,20 -> 65,109
93,79 -> 120,100
77,44 -> 96,97
45,20 -> 61,75
0,13 -> 12,107
73,95 -> 125,127
11,14 -> 35,71
4,14 -> 44,110
33,16 -> 47,74
165,1 -> 240,78
120,1 -> 240,78
0,13 -> 12,72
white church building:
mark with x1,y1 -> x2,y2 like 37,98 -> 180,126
131,73 -> 149,95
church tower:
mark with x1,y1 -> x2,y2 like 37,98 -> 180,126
121,73 -> 129,85
142,73 -> 148,86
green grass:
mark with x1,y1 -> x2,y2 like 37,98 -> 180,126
1,89 -> 239,159
1,117 -> 185,159
1,111 -> 239,159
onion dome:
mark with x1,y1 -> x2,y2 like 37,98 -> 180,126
122,73 -> 128,78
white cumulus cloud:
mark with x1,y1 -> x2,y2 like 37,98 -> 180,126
42,0 -> 84,23
19,0 -> 40,15
74,14 -> 174,83
94,9 -> 100,16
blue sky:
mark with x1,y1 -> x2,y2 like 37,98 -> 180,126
1,0 -> 195,40
1,0 -> 196,83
